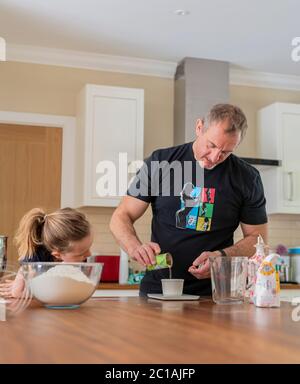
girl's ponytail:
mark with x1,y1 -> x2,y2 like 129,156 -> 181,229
15,208 -> 46,260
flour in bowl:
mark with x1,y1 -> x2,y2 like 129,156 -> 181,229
29,265 -> 96,305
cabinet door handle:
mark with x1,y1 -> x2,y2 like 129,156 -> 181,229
288,171 -> 294,201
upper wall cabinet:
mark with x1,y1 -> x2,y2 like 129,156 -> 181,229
258,102 -> 300,214
76,84 -> 144,207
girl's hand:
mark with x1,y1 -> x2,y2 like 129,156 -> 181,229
0,277 -> 25,298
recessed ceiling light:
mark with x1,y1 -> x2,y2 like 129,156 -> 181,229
174,9 -> 190,16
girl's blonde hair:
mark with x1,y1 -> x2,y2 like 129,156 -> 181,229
15,208 -> 91,260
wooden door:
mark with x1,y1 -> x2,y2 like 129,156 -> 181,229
0,124 -> 62,265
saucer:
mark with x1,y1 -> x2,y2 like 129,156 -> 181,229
147,294 -> 200,301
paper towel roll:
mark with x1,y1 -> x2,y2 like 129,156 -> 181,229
119,248 -> 129,284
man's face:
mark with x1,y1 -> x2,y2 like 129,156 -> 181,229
193,119 -> 241,170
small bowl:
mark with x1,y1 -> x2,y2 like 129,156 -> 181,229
161,279 -> 184,297
21,262 -> 103,309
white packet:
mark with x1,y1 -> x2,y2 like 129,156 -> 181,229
247,235 -> 266,303
254,253 -> 280,308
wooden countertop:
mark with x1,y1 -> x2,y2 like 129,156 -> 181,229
1,297 -> 300,363
281,283 -> 300,289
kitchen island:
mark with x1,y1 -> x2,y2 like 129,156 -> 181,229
0,297 -> 300,364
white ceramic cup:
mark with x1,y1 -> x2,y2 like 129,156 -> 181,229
161,279 -> 184,296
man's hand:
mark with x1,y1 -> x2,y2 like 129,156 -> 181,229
188,250 -> 220,279
130,242 -> 161,267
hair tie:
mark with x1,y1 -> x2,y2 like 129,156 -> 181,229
40,214 -> 47,224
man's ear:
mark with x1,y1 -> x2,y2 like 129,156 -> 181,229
51,250 -> 62,261
195,119 -> 205,136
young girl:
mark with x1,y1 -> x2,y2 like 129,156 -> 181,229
0,207 -> 93,298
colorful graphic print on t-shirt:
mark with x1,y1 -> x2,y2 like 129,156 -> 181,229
175,183 -> 215,231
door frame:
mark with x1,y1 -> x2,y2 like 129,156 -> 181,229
0,111 -> 76,208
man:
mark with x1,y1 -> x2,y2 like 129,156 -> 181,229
110,104 -> 268,296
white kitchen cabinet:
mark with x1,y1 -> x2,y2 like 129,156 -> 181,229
257,102 -> 300,214
76,84 -> 144,207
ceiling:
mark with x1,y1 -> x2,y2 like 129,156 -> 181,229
0,0 -> 300,76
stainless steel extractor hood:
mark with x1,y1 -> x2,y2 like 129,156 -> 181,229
173,57 -> 280,168
174,57 -> 229,145
238,157 -> 281,167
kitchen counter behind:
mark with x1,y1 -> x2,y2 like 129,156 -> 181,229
98,283 -> 139,289
97,282 -> 300,290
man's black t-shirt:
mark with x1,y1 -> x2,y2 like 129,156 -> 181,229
127,142 -> 267,296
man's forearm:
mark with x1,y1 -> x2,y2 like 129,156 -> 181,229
222,235 -> 258,257
110,212 -> 142,256
222,223 -> 268,258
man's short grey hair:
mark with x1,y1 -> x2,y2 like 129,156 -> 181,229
203,104 -> 248,140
